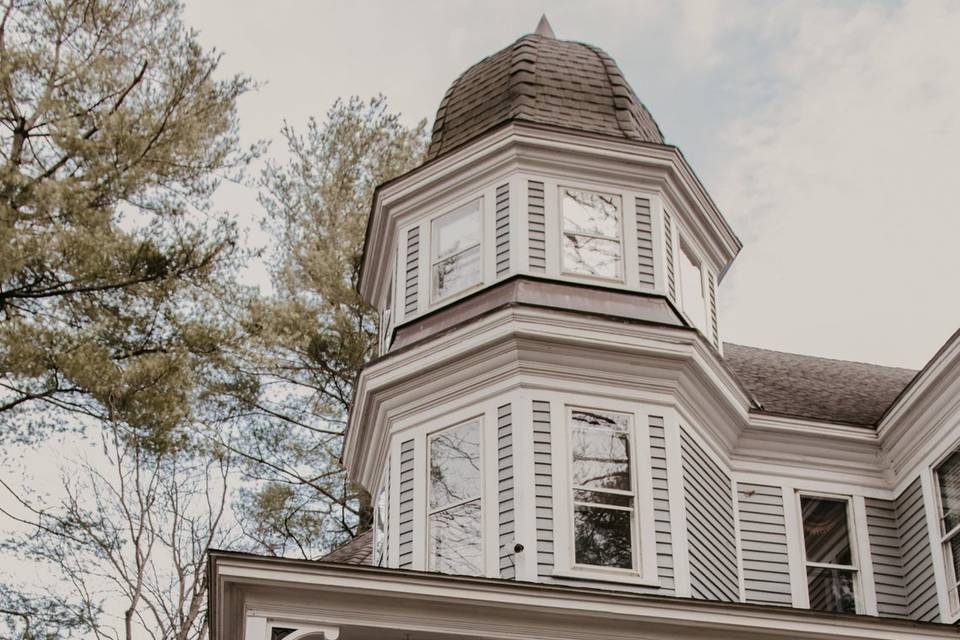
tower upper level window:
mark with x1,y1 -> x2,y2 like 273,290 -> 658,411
560,188 -> 623,280
679,243 -> 708,334
431,199 -> 482,302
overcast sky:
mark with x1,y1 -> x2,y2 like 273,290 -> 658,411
182,0 -> 960,370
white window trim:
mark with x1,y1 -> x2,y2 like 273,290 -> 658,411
549,393 -> 659,586
557,185 -> 626,284
794,490 -> 865,615
677,237 -> 709,335
425,417 -> 485,576
932,445 -> 960,617
428,195 -> 487,306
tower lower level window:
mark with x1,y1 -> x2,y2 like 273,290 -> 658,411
800,495 -> 858,613
428,420 -> 482,575
569,408 -> 635,570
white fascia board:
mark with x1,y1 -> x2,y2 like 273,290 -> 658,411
213,557 -> 958,640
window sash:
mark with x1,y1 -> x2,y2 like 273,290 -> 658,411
560,187 -> 623,280
799,493 -> 859,613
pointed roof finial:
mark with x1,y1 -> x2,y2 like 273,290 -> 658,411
535,14 -> 556,39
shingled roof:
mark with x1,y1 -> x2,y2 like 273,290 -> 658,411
426,24 -> 664,160
320,530 -> 373,565
723,343 -> 917,427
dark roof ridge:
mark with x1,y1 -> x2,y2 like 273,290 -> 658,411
723,341 -> 917,373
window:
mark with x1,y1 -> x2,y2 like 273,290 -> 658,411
560,188 -> 622,280
373,471 -> 388,567
379,274 -> 393,355
936,449 -> 960,611
428,420 -> 482,575
431,199 -> 482,301
569,408 -> 635,570
678,243 -> 708,333
800,495 -> 858,613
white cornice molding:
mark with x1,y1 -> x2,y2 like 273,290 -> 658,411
877,331 -> 960,485
212,555 -> 958,640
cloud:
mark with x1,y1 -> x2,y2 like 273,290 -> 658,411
713,0 -> 960,367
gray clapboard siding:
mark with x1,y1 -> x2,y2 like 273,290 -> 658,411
636,197 -> 655,290
404,227 -> 420,315
708,271 -> 719,348
737,483 -> 791,606
496,184 -> 511,278
398,439 -> 415,568
663,209 -> 676,302
498,403 -> 516,579
528,181 -> 546,273
681,428 -> 739,602
533,400 -> 553,575
865,497 -> 909,618
649,416 -> 674,593
895,477 -> 939,622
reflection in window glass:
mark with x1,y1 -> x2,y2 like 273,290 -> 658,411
428,420 -> 482,575
679,245 -> 707,332
569,409 -> 634,569
937,450 -> 960,609
560,188 -> 622,279
801,496 -> 857,614
374,478 -> 387,566
431,200 -> 481,300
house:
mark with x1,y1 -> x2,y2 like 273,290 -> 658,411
209,18 -> 960,640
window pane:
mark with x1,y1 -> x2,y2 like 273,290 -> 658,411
562,234 -> 621,279
574,504 -> 632,568
429,421 -> 481,511
429,499 -> 483,575
374,484 -> 387,566
679,246 -> 707,332
948,532 -> 960,587
561,188 -> 621,238
801,497 -> 852,566
573,489 -> 632,508
939,450 -> 960,532
807,567 -> 856,614
432,244 -> 481,299
432,199 -> 480,260
571,410 -> 631,492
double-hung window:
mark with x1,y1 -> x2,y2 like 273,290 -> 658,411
560,188 -> 623,280
428,420 -> 482,575
936,449 -> 960,611
373,467 -> 388,567
800,495 -> 859,613
431,199 -> 482,301
678,243 -> 708,333
569,408 -> 635,570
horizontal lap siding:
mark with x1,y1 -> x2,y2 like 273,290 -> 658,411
404,227 -> 419,315
498,403 -> 516,579
681,428 -> 739,602
649,416 -> 674,593
528,181 -> 546,273
496,184 -> 510,278
663,209 -> 676,302
533,400 -> 553,575
635,197 -> 655,290
865,497 -> 909,618
398,439 -> 415,568
737,483 -> 791,606
895,478 -> 939,622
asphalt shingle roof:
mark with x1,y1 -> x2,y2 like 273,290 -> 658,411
320,530 -> 373,565
723,343 -> 917,427
426,32 -> 664,161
